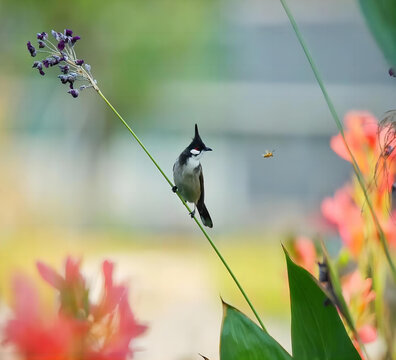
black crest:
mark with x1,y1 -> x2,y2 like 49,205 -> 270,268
188,124 -> 209,151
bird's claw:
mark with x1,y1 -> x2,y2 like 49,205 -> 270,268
189,210 -> 195,218
172,186 -> 178,193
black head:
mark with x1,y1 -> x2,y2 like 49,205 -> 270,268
187,124 -> 212,157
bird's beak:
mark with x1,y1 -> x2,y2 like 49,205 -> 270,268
205,147 -> 213,152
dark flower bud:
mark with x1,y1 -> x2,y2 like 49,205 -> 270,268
51,30 -> 60,41
27,41 -> 36,57
39,69 -> 45,76
65,29 -> 73,37
57,40 -> 65,51
58,75 -> 68,84
42,59 -> 50,68
37,32 -> 48,40
68,89 -> 79,98
51,55 -> 61,66
32,61 -> 42,69
389,68 -> 396,77
38,40 -> 45,48
75,59 -> 84,66
71,36 -> 81,45
59,65 -> 70,74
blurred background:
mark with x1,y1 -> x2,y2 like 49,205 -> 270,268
0,0 -> 394,359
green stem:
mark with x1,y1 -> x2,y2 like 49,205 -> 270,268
278,0 -> 396,282
96,89 -> 267,332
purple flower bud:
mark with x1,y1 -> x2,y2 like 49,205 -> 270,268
65,29 -> 73,37
57,40 -> 65,51
39,69 -> 45,76
71,36 -> 81,45
32,61 -> 42,69
27,41 -> 36,57
38,40 -> 45,48
75,59 -> 84,66
58,75 -> 68,84
389,68 -> 396,77
37,32 -> 48,40
59,64 -> 70,74
42,59 -> 50,68
51,30 -> 60,41
68,89 -> 79,98
50,55 -> 61,66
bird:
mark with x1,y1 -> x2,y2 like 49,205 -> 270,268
172,124 -> 213,228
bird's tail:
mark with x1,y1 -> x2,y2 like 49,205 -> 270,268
197,202 -> 213,228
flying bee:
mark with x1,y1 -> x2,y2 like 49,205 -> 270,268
262,150 -> 275,158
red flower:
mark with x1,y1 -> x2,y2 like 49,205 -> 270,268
3,274 -> 76,360
4,257 -> 146,360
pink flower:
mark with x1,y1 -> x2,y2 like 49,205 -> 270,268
330,112 -> 378,175
342,270 -> 377,344
321,185 -> 365,256
293,236 -> 317,275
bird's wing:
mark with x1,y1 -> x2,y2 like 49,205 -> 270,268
198,164 -> 205,206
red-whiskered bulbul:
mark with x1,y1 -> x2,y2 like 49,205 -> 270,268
172,124 -> 213,228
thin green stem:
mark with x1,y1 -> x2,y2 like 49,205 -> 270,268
278,0 -> 396,282
96,89 -> 267,332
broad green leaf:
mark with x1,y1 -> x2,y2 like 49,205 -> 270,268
359,0 -> 396,67
220,301 -> 292,360
284,247 -> 361,360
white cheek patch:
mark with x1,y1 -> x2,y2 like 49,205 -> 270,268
190,149 -> 200,155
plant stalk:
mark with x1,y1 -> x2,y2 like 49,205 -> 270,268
278,0 -> 396,282
96,89 -> 267,332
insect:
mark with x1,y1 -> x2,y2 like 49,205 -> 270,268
262,150 -> 275,158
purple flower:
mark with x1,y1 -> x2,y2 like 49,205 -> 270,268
37,32 -> 48,41
32,61 -> 42,69
27,41 -> 36,57
27,28 -> 95,98
389,68 -> 396,78
68,89 -> 79,98
57,40 -> 65,51
59,65 -> 70,74
42,59 -> 50,68
58,75 -> 68,84
71,36 -> 81,45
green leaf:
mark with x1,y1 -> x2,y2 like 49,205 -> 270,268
358,0 -> 396,67
284,247 -> 361,360
220,301 -> 293,360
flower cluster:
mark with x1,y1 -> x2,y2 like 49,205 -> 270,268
324,112 -> 396,255
288,111 -> 396,355
26,29 -> 96,98
3,257 -> 146,360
